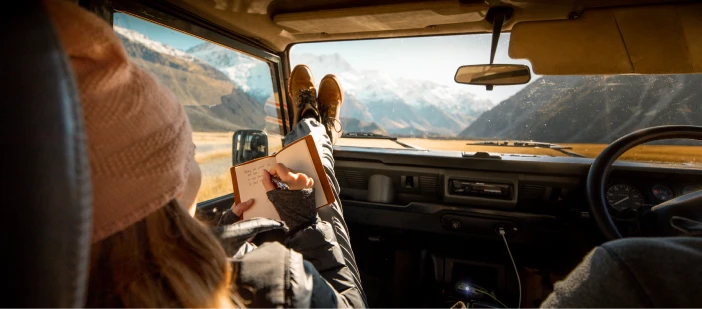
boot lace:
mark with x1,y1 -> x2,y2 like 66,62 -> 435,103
319,103 -> 343,134
297,89 -> 317,111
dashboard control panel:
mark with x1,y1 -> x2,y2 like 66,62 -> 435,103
448,179 -> 513,200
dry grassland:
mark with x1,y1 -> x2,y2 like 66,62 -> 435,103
401,138 -> 702,164
193,132 -> 283,202
195,133 -> 702,203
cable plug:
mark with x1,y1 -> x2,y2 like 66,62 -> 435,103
496,225 -> 506,236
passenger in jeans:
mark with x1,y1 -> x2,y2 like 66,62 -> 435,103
218,65 -> 367,308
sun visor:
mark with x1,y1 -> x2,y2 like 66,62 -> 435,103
509,4 -> 702,75
273,1 -> 487,34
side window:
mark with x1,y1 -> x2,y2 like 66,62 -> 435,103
114,13 -> 284,202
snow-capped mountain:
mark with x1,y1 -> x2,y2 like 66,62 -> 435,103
186,43 -> 274,104
115,26 -> 197,62
115,26 -> 268,132
292,53 -> 493,110
291,53 -> 496,135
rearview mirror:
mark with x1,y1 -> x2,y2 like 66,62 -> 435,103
232,130 -> 268,165
454,64 -> 531,87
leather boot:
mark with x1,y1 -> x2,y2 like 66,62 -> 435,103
318,74 -> 344,144
288,65 -> 319,125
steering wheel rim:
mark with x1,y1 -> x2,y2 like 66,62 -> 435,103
586,125 -> 702,240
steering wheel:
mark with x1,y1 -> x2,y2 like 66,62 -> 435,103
586,125 -> 702,240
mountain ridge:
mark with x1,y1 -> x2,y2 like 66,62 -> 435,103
461,75 -> 702,143
116,26 -> 267,132
186,43 -> 275,104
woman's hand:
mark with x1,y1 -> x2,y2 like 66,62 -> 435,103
261,163 -> 317,234
261,163 -> 314,191
232,198 -> 255,217
219,198 -> 255,225
224,162 -> 313,225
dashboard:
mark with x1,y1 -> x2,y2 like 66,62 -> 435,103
332,146 -> 702,243
196,146 -> 702,245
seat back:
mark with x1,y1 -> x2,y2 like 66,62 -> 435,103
0,1 -> 92,307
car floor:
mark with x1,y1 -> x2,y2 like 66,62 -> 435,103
349,224 -> 595,308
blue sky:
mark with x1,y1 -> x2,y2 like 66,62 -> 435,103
115,12 -> 534,103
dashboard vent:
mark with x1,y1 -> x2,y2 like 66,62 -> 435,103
419,176 -> 437,193
519,184 -> 546,200
336,169 -> 366,189
335,169 -> 348,187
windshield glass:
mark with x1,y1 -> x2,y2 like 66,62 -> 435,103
290,34 -> 702,165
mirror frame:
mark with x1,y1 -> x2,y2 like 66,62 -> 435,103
232,130 -> 269,165
454,64 -> 532,86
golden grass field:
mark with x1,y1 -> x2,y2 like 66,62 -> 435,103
400,138 -> 702,164
193,132 -> 283,203
192,132 -> 232,203
194,132 -> 702,203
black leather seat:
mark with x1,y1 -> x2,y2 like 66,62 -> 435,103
0,1 -> 92,307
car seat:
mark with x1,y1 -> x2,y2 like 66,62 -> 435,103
1,1 -> 92,307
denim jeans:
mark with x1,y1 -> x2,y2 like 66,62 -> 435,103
284,118 -> 366,303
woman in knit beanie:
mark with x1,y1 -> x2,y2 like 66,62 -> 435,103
47,1 -> 367,308
46,1 -> 232,307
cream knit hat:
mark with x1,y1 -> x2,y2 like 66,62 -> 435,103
47,0 -> 195,242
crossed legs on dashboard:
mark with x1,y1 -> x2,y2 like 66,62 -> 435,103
285,64 -> 365,302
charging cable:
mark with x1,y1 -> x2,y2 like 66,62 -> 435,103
473,287 -> 508,308
498,227 -> 521,309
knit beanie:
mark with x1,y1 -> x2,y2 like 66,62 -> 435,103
46,0 -> 195,242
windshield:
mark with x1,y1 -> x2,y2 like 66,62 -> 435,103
290,34 -> 702,165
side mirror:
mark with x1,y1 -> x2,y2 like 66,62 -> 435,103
232,130 -> 269,165
454,64 -> 531,90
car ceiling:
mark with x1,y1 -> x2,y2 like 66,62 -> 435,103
157,0 -> 695,53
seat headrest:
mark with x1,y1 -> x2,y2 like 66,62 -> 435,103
0,1 -> 92,307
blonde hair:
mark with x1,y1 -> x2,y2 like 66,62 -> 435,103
87,200 -> 234,308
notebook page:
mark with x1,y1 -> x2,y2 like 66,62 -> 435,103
234,157 -> 280,220
275,139 -> 328,207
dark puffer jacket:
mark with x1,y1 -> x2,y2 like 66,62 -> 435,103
213,189 -> 366,308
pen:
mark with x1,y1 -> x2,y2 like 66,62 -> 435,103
270,176 -> 289,190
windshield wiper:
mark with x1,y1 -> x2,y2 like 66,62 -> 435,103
467,140 -> 587,158
342,132 -> 397,140
341,132 -> 422,149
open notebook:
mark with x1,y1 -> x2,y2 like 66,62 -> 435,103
230,135 -> 335,220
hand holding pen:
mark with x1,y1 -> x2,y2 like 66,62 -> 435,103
262,163 -> 314,192
269,175 -> 289,190
229,163 -> 314,220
